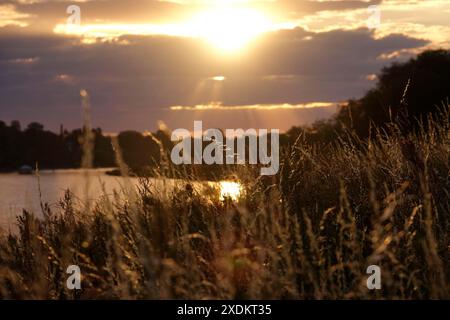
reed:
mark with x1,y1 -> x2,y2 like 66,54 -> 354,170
0,107 -> 448,299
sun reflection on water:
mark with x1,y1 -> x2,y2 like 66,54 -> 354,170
219,181 -> 242,201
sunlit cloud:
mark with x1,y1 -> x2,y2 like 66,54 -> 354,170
366,74 -> 377,81
1,0 -> 448,132
161,0 -> 275,4
7,57 -> 39,64
53,74 -> 76,84
53,23 -> 197,40
8,0 -> 450,51
170,102 -> 336,111
262,75 -> 298,81
377,47 -> 425,60
294,0 -> 450,48
53,6 -> 278,51
210,76 -> 226,81
0,4 -> 30,27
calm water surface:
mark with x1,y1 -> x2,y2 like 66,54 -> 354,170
0,169 -> 176,230
0,169 -> 241,230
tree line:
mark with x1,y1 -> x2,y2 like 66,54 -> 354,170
0,121 -> 167,173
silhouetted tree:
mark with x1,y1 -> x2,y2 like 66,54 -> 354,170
117,131 -> 160,174
0,123 -> 116,171
10,120 -> 21,132
336,49 -> 450,137
93,128 -> 115,168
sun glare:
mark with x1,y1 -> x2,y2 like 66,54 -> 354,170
191,7 -> 271,52
54,6 -> 273,52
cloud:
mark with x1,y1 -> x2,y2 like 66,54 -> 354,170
293,0 -> 450,47
0,4 -> 30,27
1,0 -> 383,36
1,0 -> 447,52
170,102 -> 336,110
0,25 -> 429,132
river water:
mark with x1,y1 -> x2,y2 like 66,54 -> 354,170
0,169 -> 179,230
0,169 -> 242,231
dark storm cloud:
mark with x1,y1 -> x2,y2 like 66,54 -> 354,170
0,25 -> 427,132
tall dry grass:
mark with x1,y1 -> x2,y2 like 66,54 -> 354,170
0,107 -> 448,299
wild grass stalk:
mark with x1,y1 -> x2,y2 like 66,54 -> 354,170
0,107 -> 448,299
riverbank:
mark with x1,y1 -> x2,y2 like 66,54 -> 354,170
0,113 -> 448,299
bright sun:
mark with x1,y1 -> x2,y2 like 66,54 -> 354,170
191,8 -> 271,52
54,6 -> 273,52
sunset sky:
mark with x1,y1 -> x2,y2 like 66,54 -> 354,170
1,0 -> 449,132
